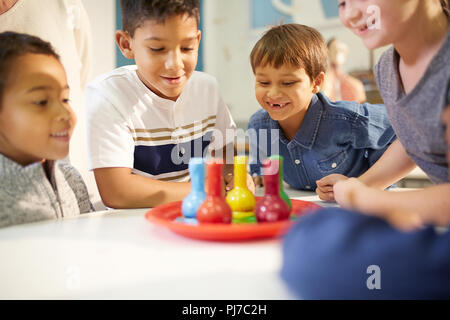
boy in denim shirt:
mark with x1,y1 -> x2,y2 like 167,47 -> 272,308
248,24 -> 395,191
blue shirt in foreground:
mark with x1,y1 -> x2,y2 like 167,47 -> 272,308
247,92 -> 396,190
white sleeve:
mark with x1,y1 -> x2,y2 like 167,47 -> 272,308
86,86 -> 135,170
208,84 -> 236,151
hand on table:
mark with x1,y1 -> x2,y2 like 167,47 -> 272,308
334,178 -> 423,232
316,174 -> 348,201
252,176 -> 264,188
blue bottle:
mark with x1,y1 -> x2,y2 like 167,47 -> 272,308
182,158 -> 206,218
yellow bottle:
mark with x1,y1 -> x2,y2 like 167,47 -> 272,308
226,156 -> 256,223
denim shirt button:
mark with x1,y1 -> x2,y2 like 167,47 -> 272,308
305,186 -> 311,189
294,159 -> 301,165
180,147 -> 186,155
331,162 -> 337,168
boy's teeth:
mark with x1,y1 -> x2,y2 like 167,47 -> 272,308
51,132 -> 68,137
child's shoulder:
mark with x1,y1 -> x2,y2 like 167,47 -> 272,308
248,109 -> 272,126
189,71 -> 218,84
57,160 -> 84,182
57,161 -> 93,213
87,65 -> 140,91
57,160 -> 88,194
317,92 -> 360,115
317,92 -> 387,122
373,46 -> 396,84
184,71 -> 220,93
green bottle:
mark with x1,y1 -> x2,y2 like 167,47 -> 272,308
269,155 -> 292,210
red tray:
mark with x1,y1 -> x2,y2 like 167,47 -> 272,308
145,198 -> 320,241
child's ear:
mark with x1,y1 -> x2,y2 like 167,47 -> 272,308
115,30 -> 134,60
312,72 -> 325,94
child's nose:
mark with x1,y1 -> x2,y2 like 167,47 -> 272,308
57,102 -> 74,123
165,50 -> 183,71
267,87 -> 282,99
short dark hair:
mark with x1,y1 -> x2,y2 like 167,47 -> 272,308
442,0 -> 450,17
0,31 -> 60,109
120,0 -> 200,37
250,24 -> 328,81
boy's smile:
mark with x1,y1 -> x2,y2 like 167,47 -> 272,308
123,14 -> 201,101
254,64 -> 322,139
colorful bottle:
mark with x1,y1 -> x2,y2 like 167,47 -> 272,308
269,155 -> 292,210
226,156 -> 256,223
197,159 -> 232,224
182,158 -> 206,219
254,158 -> 290,222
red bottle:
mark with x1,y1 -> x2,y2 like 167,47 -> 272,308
197,159 -> 232,224
254,159 -> 290,222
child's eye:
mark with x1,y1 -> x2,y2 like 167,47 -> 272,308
33,100 -> 48,107
149,47 -> 164,52
258,81 -> 270,86
283,82 -> 297,86
62,98 -> 71,104
182,47 -> 194,52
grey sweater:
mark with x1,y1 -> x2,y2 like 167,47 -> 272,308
0,153 -> 93,228
374,30 -> 450,184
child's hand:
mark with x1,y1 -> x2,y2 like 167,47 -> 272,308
246,173 -> 256,194
334,178 -> 423,232
333,177 -> 363,209
316,174 -> 348,201
252,175 -> 264,188
224,172 -> 234,194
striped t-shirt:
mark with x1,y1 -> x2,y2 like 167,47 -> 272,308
86,66 -> 236,182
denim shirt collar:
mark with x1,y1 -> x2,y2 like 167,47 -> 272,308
269,94 -> 323,150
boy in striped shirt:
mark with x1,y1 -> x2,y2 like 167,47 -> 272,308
86,0 -> 243,208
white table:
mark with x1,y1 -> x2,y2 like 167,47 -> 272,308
0,187 -> 336,299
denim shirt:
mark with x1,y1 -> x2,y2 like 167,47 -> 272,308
248,92 -> 396,190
